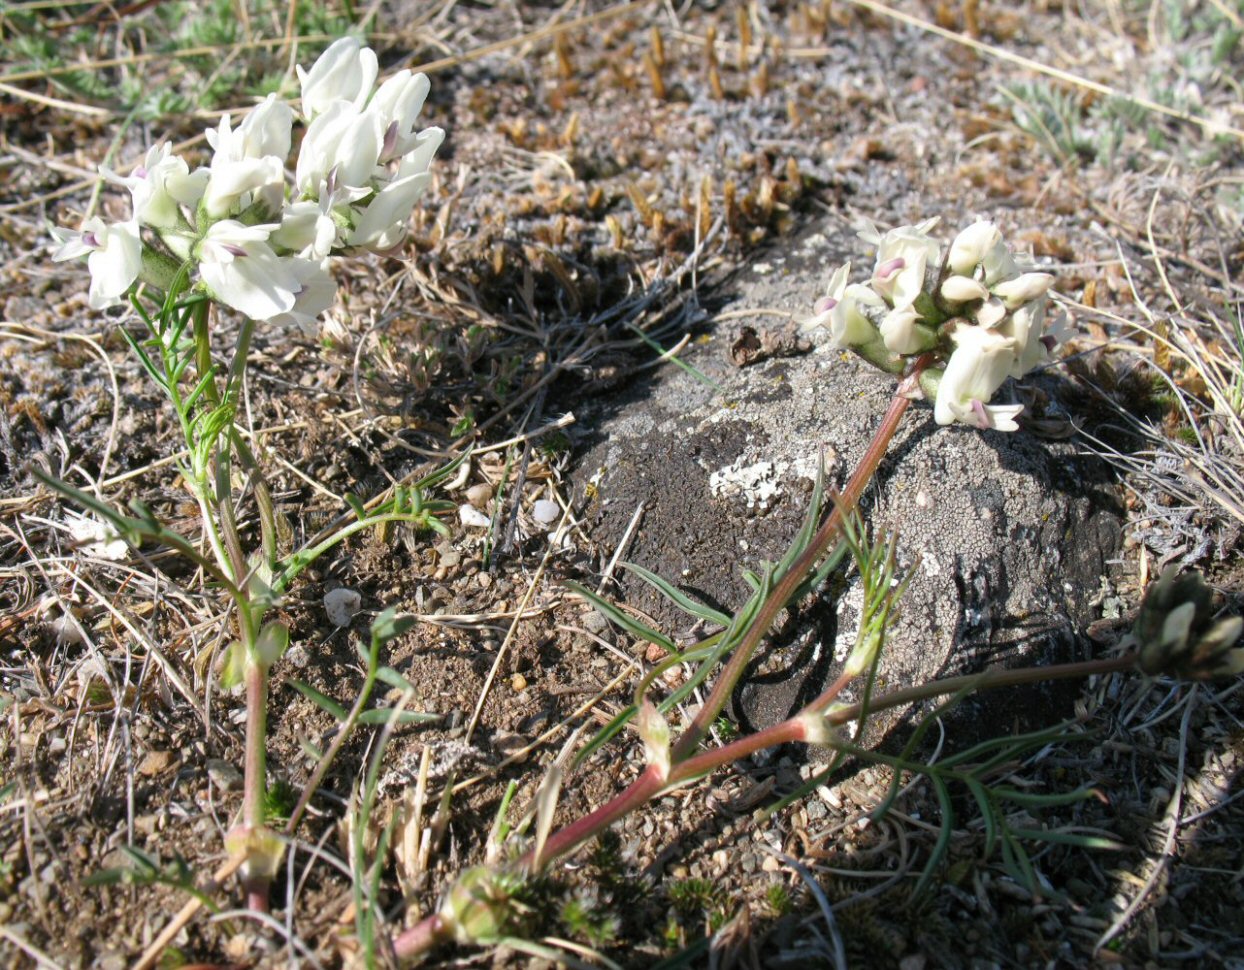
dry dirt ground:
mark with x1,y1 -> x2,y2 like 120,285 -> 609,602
2,1 -> 1243,968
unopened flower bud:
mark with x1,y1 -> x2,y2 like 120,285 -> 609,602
992,272 -> 1054,309
254,621 -> 290,667
797,711 -> 836,745
879,303 -> 937,355
225,824 -> 285,881
637,700 -> 671,781
948,221 -> 1001,275
439,867 -> 519,944
1133,567 -> 1244,680
940,275 -> 989,303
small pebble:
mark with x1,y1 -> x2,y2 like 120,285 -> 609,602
532,499 -> 560,525
458,504 -> 491,529
466,483 -> 493,508
510,672 -> 528,692
206,759 -> 243,792
324,588 -> 361,627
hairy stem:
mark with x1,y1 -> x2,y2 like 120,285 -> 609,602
241,651 -> 271,913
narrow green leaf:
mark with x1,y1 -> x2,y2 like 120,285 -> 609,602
412,447 -> 470,492
620,561 -> 731,626
574,704 -> 637,768
118,326 -> 166,390
993,786 -> 1101,809
375,666 -> 416,693
564,581 -> 677,653
1008,827 -> 1124,851
963,776 -> 999,859
287,678 -> 348,721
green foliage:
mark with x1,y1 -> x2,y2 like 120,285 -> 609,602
765,882 -> 791,916
860,719 -> 1123,898
1002,83 -> 1095,166
559,892 -> 621,948
264,778 -> 298,824
6,0 -> 357,119
667,877 -> 722,918
85,847 -> 219,912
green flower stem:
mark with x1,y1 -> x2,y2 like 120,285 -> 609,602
160,302 -> 234,584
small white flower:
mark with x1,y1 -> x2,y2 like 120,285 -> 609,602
934,323 -> 1021,429
196,220 -> 299,320
995,293 -> 1063,378
981,237 -> 1019,287
991,271 -> 1054,309
879,303 -> 928,355
829,283 -> 885,350
266,257 -> 337,334
101,144 -> 207,230
869,224 -> 941,309
345,127 -> 444,250
295,101 -> 385,195
974,296 -> 1008,329
940,274 -> 989,304
801,262 -> 852,332
948,221 -> 1001,275
202,155 -> 285,219
50,217 -> 143,309
297,37 -> 378,120
370,70 -> 432,159
207,96 -> 293,166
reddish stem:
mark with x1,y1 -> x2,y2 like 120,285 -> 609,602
670,383 -> 915,760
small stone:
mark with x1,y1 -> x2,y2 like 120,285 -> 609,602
583,610 -> 610,636
206,759 -> 243,792
510,672 -> 528,692
137,750 -> 176,777
532,499 -> 560,525
437,545 -> 462,569
459,504 -> 491,529
466,483 -> 493,508
324,588 -> 362,627
492,731 -> 528,759
761,855 -> 782,872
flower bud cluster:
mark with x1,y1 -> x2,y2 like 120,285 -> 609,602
803,218 -> 1067,432
1131,567 -> 1243,681
50,37 -> 443,332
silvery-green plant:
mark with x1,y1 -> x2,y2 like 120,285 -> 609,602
388,219 -> 1239,962
46,36 -> 447,912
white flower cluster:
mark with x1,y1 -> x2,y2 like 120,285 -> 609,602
803,218 -> 1065,432
50,38 -> 444,332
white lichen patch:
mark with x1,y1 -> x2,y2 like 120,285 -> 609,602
709,457 -> 789,509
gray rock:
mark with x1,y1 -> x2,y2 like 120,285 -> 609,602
570,225 -> 1122,749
